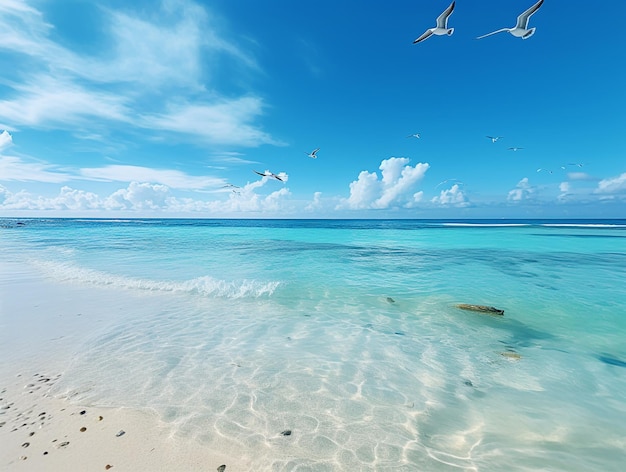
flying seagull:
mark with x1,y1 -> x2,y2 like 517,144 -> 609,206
486,136 -> 503,143
536,168 -> 553,174
306,148 -> 320,159
407,133 -> 421,139
436,178 -> 464,188
253,170 -> 284,182
413,1 -> 455,44
508,147 -> 524,151
476,0 -> 544,40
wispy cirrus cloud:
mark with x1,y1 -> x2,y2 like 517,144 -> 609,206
595,173 -> 626,195
0,156 -> 71,183
0,156 -> 226,190
0,0 -> 275,147
79,165 -> 225,190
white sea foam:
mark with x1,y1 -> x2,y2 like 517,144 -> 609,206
442,223 -> 530,227
540,224 -> 626,228
31,260 -> 280,299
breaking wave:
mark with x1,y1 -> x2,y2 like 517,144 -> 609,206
31,260 -> 280,299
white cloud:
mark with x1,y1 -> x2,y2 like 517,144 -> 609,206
79,165 -> 224,190
0,0 -> 275,146
567,172 -> 596,181
105,182 -> 172,210
595,173 -> 626,195
339,157 -> 429,210
431,184 -> 469,207
558,181 -> 571,201
0,76 -> 132,128
0,130 -> 13,151
305,191 -> 322,211
0,156 -> 71,183
140,98 -> 281,146
507,177 -> 535,202
0,178 -> 293,214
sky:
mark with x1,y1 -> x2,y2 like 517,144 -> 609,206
1,0 -> 625,219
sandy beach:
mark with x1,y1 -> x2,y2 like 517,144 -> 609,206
0,264 -> 245,472
0,370 -> 238,472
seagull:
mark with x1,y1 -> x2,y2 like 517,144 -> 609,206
253,170 -> 284,182
508,147 -> 524,151
305,148 -> 320,159
568,163 -> 584,167
536,168 -> 553,174
476,0 -> 544,40
436,178 -> 464,188
222,183 -> 241,189
486,136 -> 503,143
407,133 -> 421,139
413,1 -> 455,44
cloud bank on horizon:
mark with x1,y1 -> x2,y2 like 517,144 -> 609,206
1,0 -> 625,218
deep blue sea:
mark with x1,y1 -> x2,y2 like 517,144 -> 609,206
1,218 -> 626,471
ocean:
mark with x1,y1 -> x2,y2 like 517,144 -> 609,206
1,218 -> 625,471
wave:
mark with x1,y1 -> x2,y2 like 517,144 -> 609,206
442,223 -> 530,227
540,224 -> 626,228
31,260 -> 280,299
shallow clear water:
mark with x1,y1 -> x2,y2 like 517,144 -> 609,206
2,218 -> 626,470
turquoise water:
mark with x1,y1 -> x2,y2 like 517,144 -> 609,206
2,218 -> 626,470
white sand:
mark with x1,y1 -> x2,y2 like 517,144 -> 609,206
0,264 -> 247,471
0,370 -> 243,471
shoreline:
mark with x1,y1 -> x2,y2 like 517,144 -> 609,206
0,368 -> 244,472
0,264 -> 248,471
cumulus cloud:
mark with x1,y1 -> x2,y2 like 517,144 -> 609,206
0,130 -> 13,151
507,177 -> 535,202
595,173 -> 626,195
0,178 -> 293,214
558,181 -> 571,201
339,157 -> 429,210
431,184 -> 469,207
305,191 -> 322,212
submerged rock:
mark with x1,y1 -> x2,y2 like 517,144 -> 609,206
455,304 -> 504,316
501,351 -> 521,360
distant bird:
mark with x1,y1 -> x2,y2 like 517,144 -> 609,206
486,136 -> 503,143
436,178 -> 464,188
568,163 -> 584,167
476,0 -> 544,40
306,148 -> 320,159
413,1 -> 455,44
407,133 -> 421,139
222,183 -> 240,189
253,170 -> 284,182
536,168 -> 553,174
508,147 -> 524,151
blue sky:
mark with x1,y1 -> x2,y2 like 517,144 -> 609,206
1,0 -> 625,218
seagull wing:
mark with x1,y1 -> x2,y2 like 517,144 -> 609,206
516,0 -> 544,29
413,29 -> 433,44
436,1 -> 455,29
253,170 -> 267,177
476,28 -> 509,39
272,174 -> 284,182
